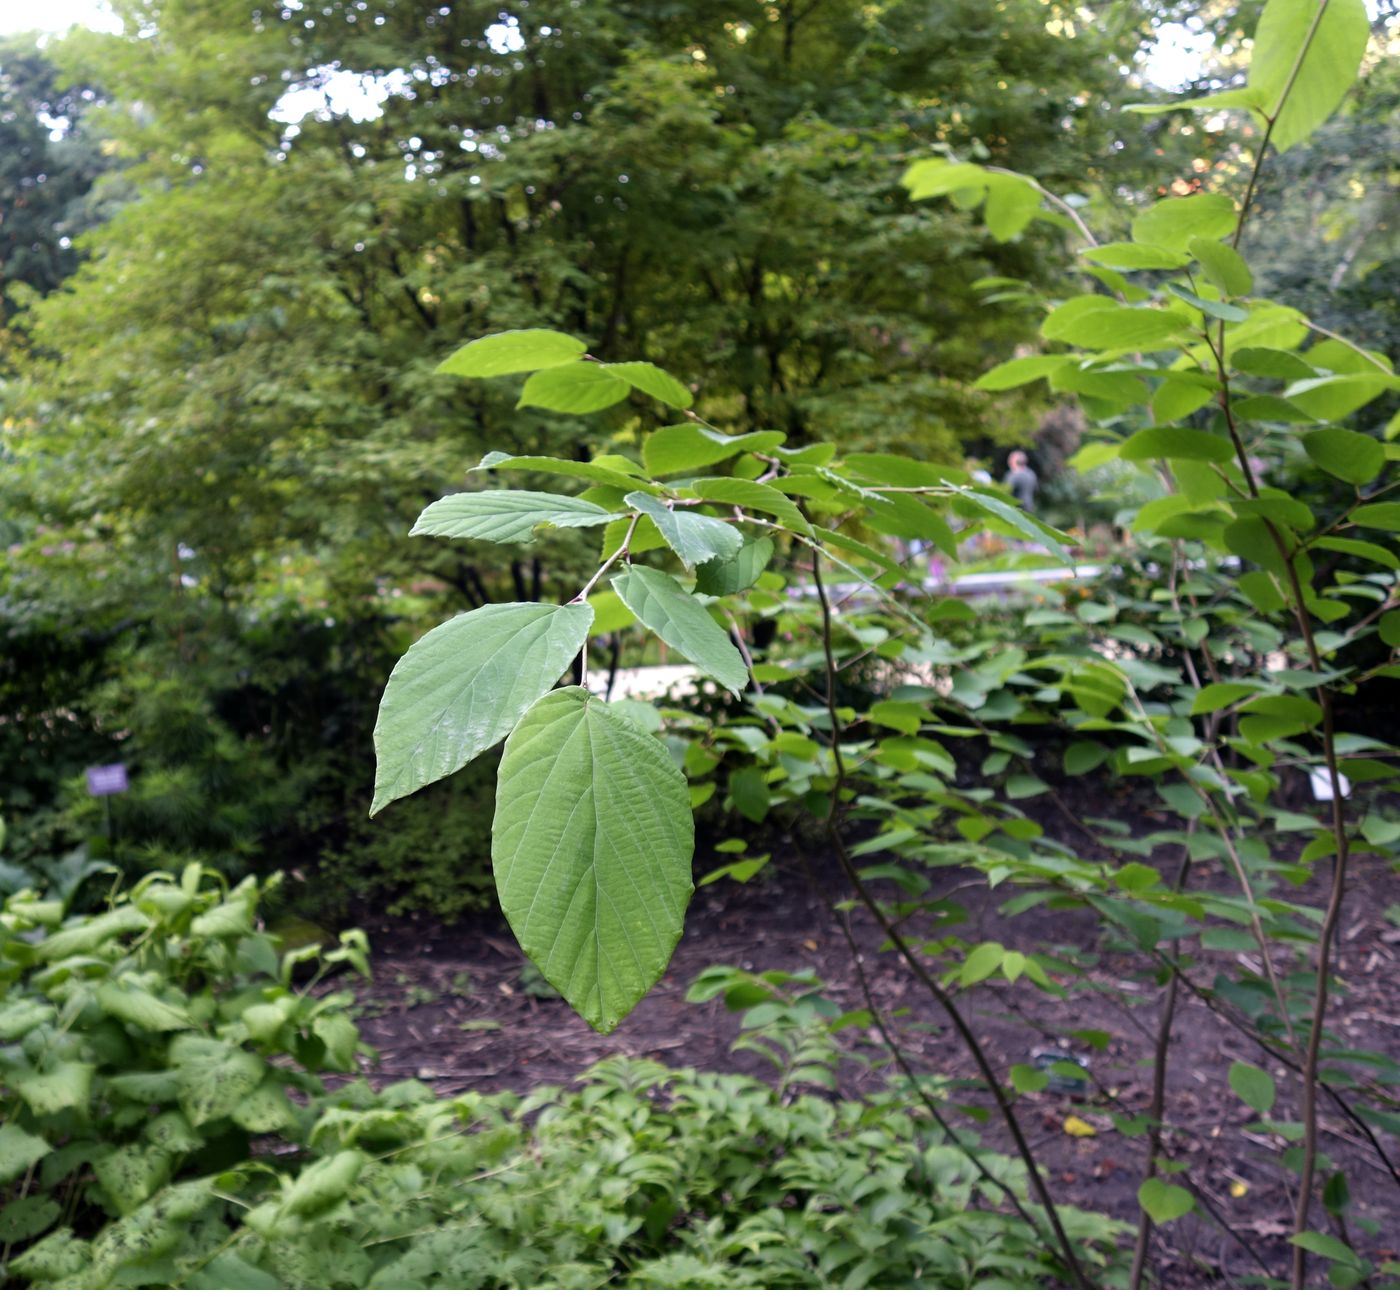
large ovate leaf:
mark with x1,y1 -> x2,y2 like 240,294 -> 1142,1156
982,173 -> 1041,241
1138,1178 -> 1194,1224
437,329 -> 586,378
1190,237 -> 1253,296
492,688 -> 694,1033
1249,0 -> 1369,152
96,982 -> 193,1032
411,490 -> 613,543
518,362 -> 630,414
1303,429 -> 1384,485
625,492 -> 743,568
612,567 -> 748,695
1081,243 -> 1190,270
14,1062 -> 94,1115
372,602 -> 593,814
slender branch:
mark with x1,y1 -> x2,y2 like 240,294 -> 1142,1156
810,550 -> 1097,1290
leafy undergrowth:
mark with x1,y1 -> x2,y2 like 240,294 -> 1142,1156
0,867 -> 1125,1289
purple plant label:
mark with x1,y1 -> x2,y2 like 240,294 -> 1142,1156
86,764 -> 129,796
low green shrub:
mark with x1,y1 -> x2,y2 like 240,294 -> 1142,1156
0,869 -> 1127,1288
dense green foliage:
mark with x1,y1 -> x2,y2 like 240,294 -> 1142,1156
0,864 -> 1125,1288
371,1 -> 1400,1281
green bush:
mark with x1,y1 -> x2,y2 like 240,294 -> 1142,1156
0,870 -> 1126,1288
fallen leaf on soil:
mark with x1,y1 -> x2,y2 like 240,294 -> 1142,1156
1063,1115 -> 1096,1137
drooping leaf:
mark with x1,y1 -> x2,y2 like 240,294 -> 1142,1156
625,492 -> 743,569
491,688 -> 694,1033
694,537 -> 775,596
1312,536 -> 1398,571
602,361 -> 693,409
372,602 -> 593,814
1166,283 -> 1249,322
901,159 -> 988,200
1303,429 -> 1385,486
1352,503 -> 1400,532
411,491 -> 613,543
172,1038 -> 266,1127
436,329 -> 586,378
1249,0 -> 1370,152
611,568 -> 748,696
517,362 -> 630,414
947,485 -> 1072,559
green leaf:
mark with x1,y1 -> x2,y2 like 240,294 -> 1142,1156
625,492 -> 743,569
728,767 -> 770,825
1130,193 -> 1237,251
1249,0 -> 1370,152
411,490 -> 612,543
694,537 -> 774,596
312,1012 -> 360,1070
1190,238 -> 1253,296
902,158 -> 988,200
1351,503 -> 1400,532
436,329 -> 586,378
33,905 -> 149,962
1120,427 -> 1233,463
94,1146 -> 167,1215
1312,537 -> 1398,571
1191,682 -> 1265,715
1042,301 -> 1189,350
1126,86 -> 1269,117
1233,347 -> 1316,380
15,1062 -> 94,1115
960,942 -> 1004,986
371,602 -> 593,815
612,568 -> 748,696
686,477 -> 812,534
1379,611 -> 1400,648
947,485 -> 1072,559
1166,282 -> 1249,322
1080,242 -> 1190,270
1289,1231 -> 1362,1264
492,688 -> 694,1033
172,1039 -> 266,1127
1229,1061 -> 1277,1113
1010,1064 -> 1049,1094
0,1197 -> 60,1244
475,452 -> 661,494
1138,1178 -> 1194,1224
1064,741 -> 1110,775
97,982 -> 193,1032
973,355 -> 1068,391
641,426 -> 786,476
602,361 -> 693,409
1303,429 -> 1384,486
0,1125 -> 50,1185
283,1151 -> 366,1218
982,173 -> 1041,241
1287,374 -> 1397,422
231,1080 -> 295,1133
587,589 -> 636,634
518,362 -> 630,414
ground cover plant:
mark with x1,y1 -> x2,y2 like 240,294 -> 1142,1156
371,1 -> 1400,1283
